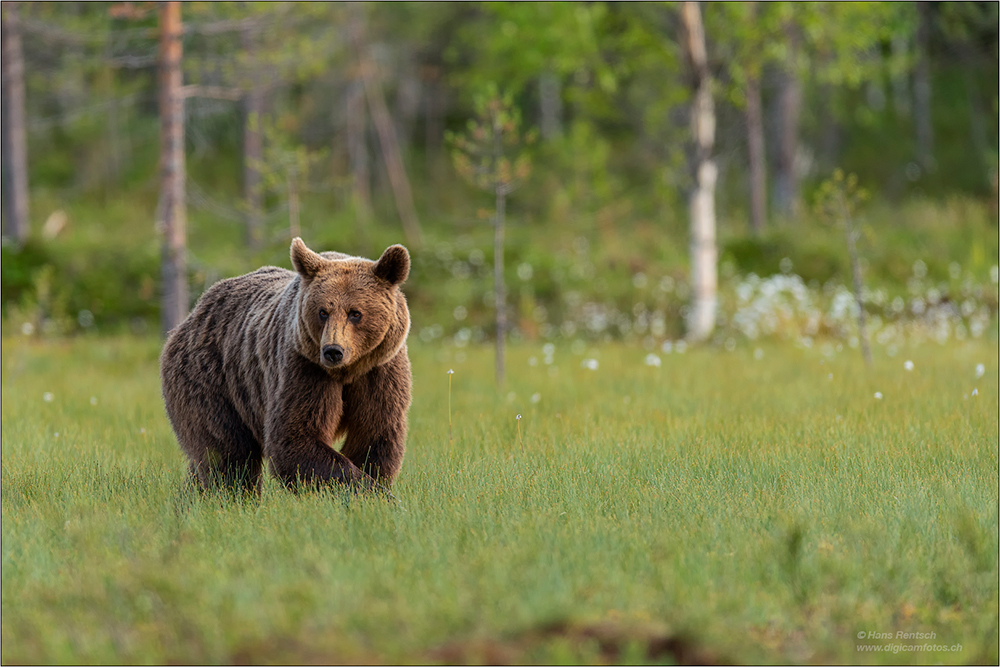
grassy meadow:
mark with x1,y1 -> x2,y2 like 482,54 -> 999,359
1,334 -> 997,664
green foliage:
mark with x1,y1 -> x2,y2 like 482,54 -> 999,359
6,2 -> 998,342
814,169 -> 870,227
1,240 -> 52,313
2,336 -> 998,663
449,2 -> 612,99
448,84 -> 536,195
722,233 -> 846,286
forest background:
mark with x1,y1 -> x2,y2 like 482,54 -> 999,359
1,1 -> 998,351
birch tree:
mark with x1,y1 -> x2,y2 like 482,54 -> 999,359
159,1 -> 188,335
449,88 -> 533,385
680,2 -> 717,342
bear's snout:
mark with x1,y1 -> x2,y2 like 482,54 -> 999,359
322,344 -> 345,366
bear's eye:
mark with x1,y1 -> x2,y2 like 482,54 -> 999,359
319,309 -> 329,322
348,310 -> 362,323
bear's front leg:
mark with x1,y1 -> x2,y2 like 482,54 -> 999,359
263,369 -> 375,491
266,435 -> 372,490
339,347 -> 412,486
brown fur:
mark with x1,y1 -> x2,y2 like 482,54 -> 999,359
160,238 -> 412,494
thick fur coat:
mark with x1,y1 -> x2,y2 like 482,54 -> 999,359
160,238 -> 412,493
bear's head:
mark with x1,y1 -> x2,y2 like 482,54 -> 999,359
290,237 -> 410,380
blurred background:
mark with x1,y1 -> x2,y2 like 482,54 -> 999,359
2,1 -> 997,353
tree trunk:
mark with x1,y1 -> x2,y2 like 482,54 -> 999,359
492,106 -> 508,386
957,43 -> 987,179
1,2 -> 30,246
241,25 -> 264,249
914,1 -> 934,172
348,11 -> 423,248
159,1 -> 188,336
841,195 -> 872,368
423,65 -> 444,174
745,71 -> 766,235
680,1 -> 717,343
494,190 -> 507,387
286,164 -> 300,239
774,20 -> 801,219
890,32 -> 911,118
539,70 -> 563,141
346,78 -> 372,229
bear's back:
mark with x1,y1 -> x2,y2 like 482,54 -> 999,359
163,265 -> 298,366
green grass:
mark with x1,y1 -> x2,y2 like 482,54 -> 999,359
2,334 -> 997,664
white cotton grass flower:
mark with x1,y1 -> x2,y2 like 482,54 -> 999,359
531,393 -> 541,404
581,358 -> 599,370
975,363 -> 985,379
90,396 -> 98,405
972,388 -> 978,397
904,360 -> 914,371
644,353 -> 661,368
754,348 -> 764,360
43,392 -> 54,403
874,392 -> 883,400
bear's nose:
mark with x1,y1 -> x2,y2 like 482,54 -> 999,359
322,344 -> 344,365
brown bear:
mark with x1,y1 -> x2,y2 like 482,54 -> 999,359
160,237 -> 412,495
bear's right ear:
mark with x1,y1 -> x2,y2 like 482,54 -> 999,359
374,244 -> 410,286
290,237 -> 324,280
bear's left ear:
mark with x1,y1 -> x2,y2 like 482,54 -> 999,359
291,237 -> 325,280
373,244 -> 410,286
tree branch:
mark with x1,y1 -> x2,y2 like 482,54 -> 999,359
181,85 -> 243,101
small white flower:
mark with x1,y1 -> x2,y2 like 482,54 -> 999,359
43,392 -> 54,403
516,414 -> 522,420
581,358 -> 599,370
975,363 -> 985,379
661,340 -> 673,354
828,374 -> 833,380
754,348 -> 764,360
21,322 -> 34,336
874,392 -> 883,400
54,432 -> 59,438
644,353 -> 661,368
89,396 -> 98,405
531,393 -> 541,404
528,356 -> 538,367
139,427 -> 146,435
904,360 -> 914,371
972,388 -> 978,397
447,369 -> 454,375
